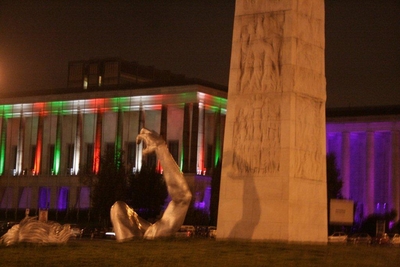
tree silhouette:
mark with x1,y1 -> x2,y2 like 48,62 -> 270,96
209,160 -> 221,226
359,210 -> 398,236
326,152 -> 343,233
127,162 -> 168,222
90,150 -> 128,226
327,153 -> 342,200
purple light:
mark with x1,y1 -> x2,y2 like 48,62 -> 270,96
78,187 -> 91,209
374,132 -> 391,207
57,187 -> 69,210
18,187 -> 32,208
38,187 -> 50,209
327,123 -> 395,219
349,132 -> 366,204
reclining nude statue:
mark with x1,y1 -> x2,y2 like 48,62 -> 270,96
110,128 -> 192,241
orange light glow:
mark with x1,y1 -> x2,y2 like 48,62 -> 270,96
33,113 -> 44,175
93,109 -> 102,174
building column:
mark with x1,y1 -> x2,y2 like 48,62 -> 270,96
50,186 -> 58,209
0,117 -> 7,175
73,110 -> 82,175
341,132 -> 351,199
69,186 -> 78,209
182,103 -> 200,174
136,106 -> 145,170
196,104 -> 205,175
16,115 -> 25,175
115,108 -> 123,163
160,105 -> 168,141
31,186 -> 39,211
190,103 -> 199,173
182,104 -> 191,173
53,113 -> 62,175
158,105 -> 168,173
12,186 -> 19,210
93,109 -> 102,174
213,109 -> 223,168
365,131 -> 375,216
391,130 -> 400,220
33,113 -> 44,175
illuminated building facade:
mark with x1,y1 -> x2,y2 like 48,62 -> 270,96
0,59 -> 227,214
0,58 -> 399,224
326,106 -> 400,222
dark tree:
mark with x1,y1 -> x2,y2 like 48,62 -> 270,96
184,204 -> 210,226
359,210 -> 398,236
209,160 -> 222,226
127,162 -> 168,222
327,153 -> 342,200
326,153 -> 343,233
392,220 -> 400,234
90,150 -> 128,226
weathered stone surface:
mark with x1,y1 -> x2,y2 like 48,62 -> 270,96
217,0 -> 327,243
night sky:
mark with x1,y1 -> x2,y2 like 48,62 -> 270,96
0,0 -> 399,108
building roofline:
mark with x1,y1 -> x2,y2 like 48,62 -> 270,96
326,105 -> 400,118
0,79 -> 228,103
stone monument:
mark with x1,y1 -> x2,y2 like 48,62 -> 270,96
217,0 -> 327,242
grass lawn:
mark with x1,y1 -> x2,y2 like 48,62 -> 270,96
1,238 -> 400,267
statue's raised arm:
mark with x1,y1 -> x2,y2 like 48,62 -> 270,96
110,128 -> 192,241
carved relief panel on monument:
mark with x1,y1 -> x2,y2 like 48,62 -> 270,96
231,94 -> 281,176
233,12 -> 285,94
294,96 -> 325,180
226,10 -> 288,177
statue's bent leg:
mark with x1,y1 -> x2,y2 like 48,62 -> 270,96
110,201 -> 150,242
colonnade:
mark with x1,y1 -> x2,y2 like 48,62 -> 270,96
327,121 -> 400,221
0,90 -> 226,212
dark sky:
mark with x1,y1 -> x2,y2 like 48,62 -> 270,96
0,0 -> 399,108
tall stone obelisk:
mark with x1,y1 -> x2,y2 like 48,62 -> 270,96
217,0 -> 327,242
